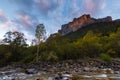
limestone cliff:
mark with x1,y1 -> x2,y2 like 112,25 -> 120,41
58,14 -> 112,35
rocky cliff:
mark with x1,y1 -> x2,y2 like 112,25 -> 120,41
58,14 -> 112,35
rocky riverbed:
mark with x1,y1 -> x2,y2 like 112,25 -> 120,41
0,59 -> 120,80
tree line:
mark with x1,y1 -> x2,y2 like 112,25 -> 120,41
0,24 -> 120,66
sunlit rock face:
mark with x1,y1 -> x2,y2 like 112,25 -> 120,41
58,14 -> 112,35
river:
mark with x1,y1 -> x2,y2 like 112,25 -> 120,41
1,59 -> 120,80
0,68 -> 120,80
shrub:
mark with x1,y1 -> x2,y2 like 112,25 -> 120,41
100,53 -> 112,62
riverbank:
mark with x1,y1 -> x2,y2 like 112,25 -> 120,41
0,58 -> 120,80
10,58 -> 120,73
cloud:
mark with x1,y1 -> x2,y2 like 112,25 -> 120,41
0,9 -> 36,44
3,0 -> 107,41
18,14 -> 33,27
15,11 -> 39,30
82,0 -> 105,16
34,0 -> 60,15
0,9 -> 21,31
16,12 -> 33,28
9,0 -> 34,10
7,0 -> 106,29
0,9 -> 14,29
0,9 -> 8,23
63,0 -> 106,21
14,11 -> 40,44
0,9 -> 18,40
9,0 -> 61,16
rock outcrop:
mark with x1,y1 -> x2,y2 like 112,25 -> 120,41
58,14 -> 112,35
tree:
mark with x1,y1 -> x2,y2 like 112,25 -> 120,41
35,24 -> 46,62
75,31 -> 102,58
106,28 -> 120,57
2,31 -> 27,62
3,31 -> 27,46
3,31 -> 13,44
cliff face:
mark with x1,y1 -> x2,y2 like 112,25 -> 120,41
58,14 -> 112,35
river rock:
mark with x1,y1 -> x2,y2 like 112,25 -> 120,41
54,72 -> 70,80
83,67 -> 90,72
25,68 -> 37,74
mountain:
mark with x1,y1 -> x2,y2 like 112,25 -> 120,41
58,14 -> 112,35
58,14 -> 120,41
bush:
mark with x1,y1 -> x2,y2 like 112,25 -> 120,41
100,53 -> 112,62
46,51 -> 59,62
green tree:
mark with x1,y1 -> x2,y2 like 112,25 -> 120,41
12,31 -> 27,46
106,28 -> 120,57
2,31 -> 13,44
3,31 -> 27,46
35,24 -> 46,62
75,31 -> 102,58
2,31 -> 27,62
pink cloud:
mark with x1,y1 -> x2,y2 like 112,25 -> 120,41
0,9 -> 12,29
83,0 -> 105,16
0,9 -> 8,22
34,0 -> 60,15
0,9 -> 19,31
17,14 -> 33,27
84,0 -> 95,12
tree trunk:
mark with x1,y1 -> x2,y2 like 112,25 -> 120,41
36,39 -> 40,62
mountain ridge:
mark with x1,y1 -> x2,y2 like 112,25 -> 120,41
58,14 -> 112,35
64,20 -> 120,41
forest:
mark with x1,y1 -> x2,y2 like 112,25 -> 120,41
0,22 -> 120,67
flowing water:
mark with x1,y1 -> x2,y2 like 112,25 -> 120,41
0,68 -> 120,80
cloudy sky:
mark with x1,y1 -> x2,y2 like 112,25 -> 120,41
0,0 -> 120,44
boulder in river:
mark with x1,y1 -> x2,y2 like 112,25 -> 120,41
25,68 -> 37,74
53,72 -> 70,80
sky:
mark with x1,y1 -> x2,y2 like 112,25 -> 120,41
0,0 -> 120,44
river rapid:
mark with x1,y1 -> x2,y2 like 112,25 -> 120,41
0,67 -> 120,80
1,59 -> 120,80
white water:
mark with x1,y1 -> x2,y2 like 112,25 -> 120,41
0,69 -> 120,80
